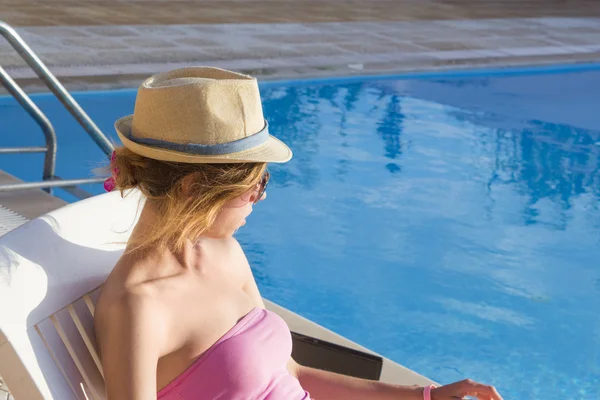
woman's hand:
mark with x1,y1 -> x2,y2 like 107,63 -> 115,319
431,379 -> 503,400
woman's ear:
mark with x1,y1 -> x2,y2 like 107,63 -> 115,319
181,173 -> 197,196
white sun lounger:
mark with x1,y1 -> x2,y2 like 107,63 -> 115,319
0,189 -> 435,399
0,190 -> 143,400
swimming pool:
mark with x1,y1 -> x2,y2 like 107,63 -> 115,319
2,66 -> 600,399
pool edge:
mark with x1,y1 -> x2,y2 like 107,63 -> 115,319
2,60 -> 600,99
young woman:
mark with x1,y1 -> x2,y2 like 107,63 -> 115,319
95,67 -> 502,400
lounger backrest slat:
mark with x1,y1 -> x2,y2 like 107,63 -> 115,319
0,191 -> 142,399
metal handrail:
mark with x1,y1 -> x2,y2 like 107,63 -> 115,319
0,177 -> 106,192
0,146 -> 47,153
0,64 -> 56,193
0,21 -> 114,155
0,21 -> 114,196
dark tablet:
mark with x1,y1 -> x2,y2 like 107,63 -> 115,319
291,331 -> 383,381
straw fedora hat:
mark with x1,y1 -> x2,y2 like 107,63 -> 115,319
115,67 -> 292,164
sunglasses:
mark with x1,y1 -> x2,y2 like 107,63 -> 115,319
254,170 -> 270,204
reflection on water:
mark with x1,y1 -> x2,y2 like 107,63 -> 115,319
453,108 -> 600,208
244,71 -> 600,400
376,93 -> 404,173
261,77 -> 600,224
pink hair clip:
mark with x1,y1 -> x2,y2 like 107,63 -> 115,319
103,177 -> 116,192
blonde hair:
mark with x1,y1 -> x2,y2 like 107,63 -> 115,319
110,147 -> 266,252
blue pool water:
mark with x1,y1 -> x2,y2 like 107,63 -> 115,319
2,66 -> 600,399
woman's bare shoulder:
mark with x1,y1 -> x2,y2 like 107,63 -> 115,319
95,261 -> 177,341
97,277 -> 192,362
95,282 -> 161,336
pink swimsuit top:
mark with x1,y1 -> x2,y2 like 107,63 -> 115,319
157,307 -> 312,400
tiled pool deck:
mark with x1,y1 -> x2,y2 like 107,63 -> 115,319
2,0 -> 600,25
1,1 -> 600,92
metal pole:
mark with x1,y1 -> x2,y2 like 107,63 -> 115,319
0,147 -> 47,153
0,65 -> 56,194
0,21 -> 114,156
0,177 -> 107,191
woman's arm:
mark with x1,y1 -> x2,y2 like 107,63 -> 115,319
289,359 -> 422,400
290,359 -> 503,400
97,293 -> 166,400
